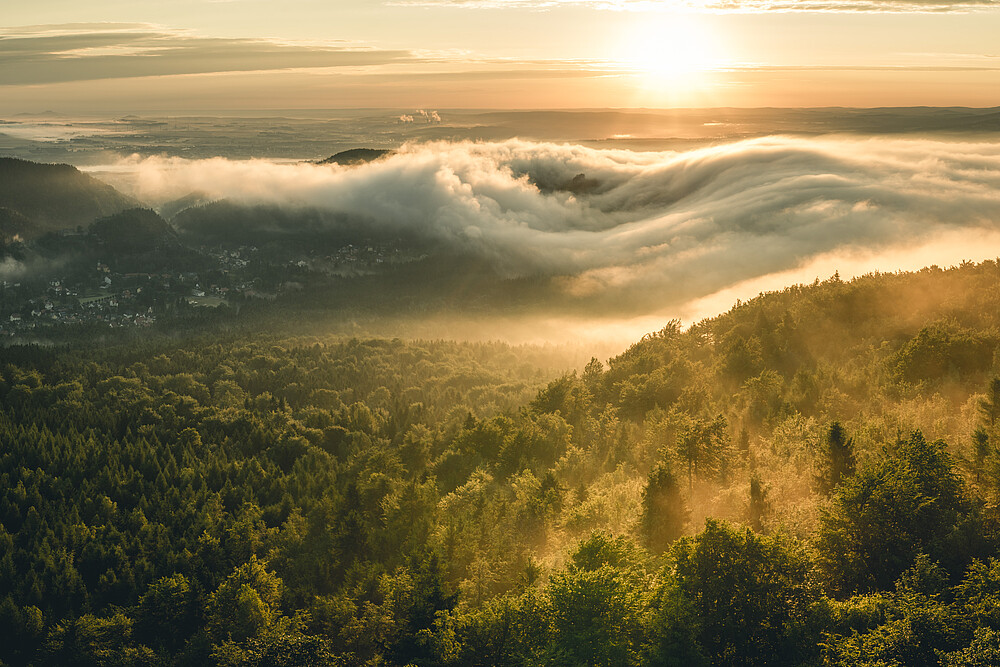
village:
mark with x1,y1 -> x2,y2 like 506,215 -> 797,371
0,240 -> 414,337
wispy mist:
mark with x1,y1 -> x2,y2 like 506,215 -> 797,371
104,136 -> 1000,317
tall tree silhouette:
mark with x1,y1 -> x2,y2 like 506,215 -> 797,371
641,462 -> 687,553
815,422 -> 856,495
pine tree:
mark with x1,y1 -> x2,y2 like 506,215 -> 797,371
815,422 -> 856,495
979,377 -> 1000,428
641,462 -> 688,553
972,427 -> 990,484
747,474 -> 769,532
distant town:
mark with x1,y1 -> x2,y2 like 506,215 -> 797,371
0,240 -> 418,337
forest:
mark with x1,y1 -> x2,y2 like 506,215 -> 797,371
6,259 -> 1000,666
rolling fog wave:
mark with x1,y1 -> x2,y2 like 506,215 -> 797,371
109,136 -> 1000,312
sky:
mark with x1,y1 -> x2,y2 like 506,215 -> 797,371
2,0 -> 1000,112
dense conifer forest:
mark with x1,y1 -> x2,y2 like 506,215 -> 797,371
7,260 -> 1000,665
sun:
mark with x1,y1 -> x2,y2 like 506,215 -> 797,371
618,16 -> 725,87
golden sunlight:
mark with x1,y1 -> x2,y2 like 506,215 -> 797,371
617,16 -> 725,87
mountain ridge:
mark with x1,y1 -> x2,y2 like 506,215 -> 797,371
0,157 -> 140,238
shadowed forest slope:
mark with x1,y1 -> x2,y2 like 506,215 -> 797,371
0,158 -> 139,238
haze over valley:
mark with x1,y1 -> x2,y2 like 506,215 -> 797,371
3,109 -> 1000,343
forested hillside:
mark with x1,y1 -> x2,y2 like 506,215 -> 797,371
6,260 -> 1000,665
0,159 -> 138,239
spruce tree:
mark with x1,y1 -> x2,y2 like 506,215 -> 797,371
815,422 -> 856,495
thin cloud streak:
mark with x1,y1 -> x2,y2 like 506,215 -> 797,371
107,136 -> 1000,314
0,24 -> 414,85
392,0 -> 1000,12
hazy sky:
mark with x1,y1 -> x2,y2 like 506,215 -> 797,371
3,0 -> 1000,111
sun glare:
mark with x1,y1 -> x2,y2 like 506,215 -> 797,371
618,16 -> 725,87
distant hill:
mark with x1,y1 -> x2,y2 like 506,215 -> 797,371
159,192 -> 214,221
530,171 -> 602,195
173,201 -> 333,244
0,157 -> 139,237
318,148 -> 392,166
169,200 -> 397,250
89,208 -> 176,254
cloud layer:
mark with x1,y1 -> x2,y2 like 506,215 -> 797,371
394,0 -> 999,12
109,136 -> 1000,314
0,24 -> 412,85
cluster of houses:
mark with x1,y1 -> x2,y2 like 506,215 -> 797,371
1,274 -> 159,335
0,239 -> 421,337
